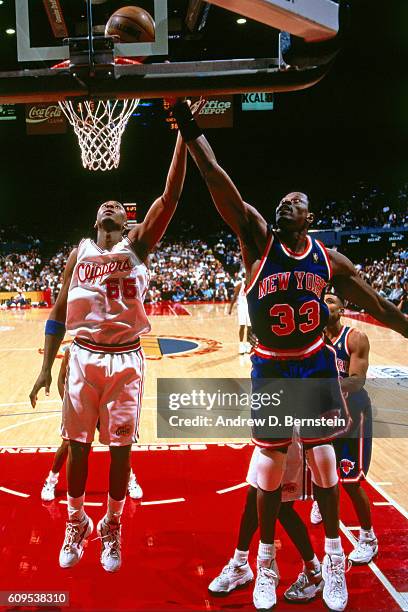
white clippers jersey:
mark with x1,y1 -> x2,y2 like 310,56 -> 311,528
66,237 -> 151,344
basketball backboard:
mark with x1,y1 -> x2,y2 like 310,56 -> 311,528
0,0 -> 341,104
15,0 -> 168,63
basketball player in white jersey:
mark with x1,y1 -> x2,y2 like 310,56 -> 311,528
30,130 -> 189,573
229,274 -> 252,354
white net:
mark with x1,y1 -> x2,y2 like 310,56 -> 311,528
59,98 -> 139,171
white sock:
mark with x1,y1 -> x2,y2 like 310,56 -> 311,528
304,554 -> 320,574
105,494 -> 126,523
360,527 -> 375,541
233,549 -> 249,566
67,494 -> 85,522
325,537 -> 343,557
48,470 -> 59,483
257,542 -> 275,568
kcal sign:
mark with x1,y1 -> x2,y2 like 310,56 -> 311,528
242,92 -> 274,111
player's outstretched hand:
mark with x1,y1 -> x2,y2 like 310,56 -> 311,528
190,97 -> 207,116
164,95 -> 206,116
29,370 -> 52,409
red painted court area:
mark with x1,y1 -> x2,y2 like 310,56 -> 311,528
144,303 -> 191,316
0,445 -> 407,611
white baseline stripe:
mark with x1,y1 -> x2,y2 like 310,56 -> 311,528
340,521 -> 407,610
141,497 -> 185,506
367,476 -> 408,520
217,482 -> 248,494
0,486 -> 30,498
344,526 -> 360,531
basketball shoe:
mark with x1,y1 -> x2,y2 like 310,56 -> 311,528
310,500 -> 323,524
253,561 -> 279,610
59,515 -> 93,568
349,537 -> 378,564
96,518 -> 122,572
208,559 -> 254,594
322,553 -> 348,611
127,470 -> 143,500
284,566 -> 324,602
41,473 -> 58,501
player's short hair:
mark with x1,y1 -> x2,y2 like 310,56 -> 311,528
326,288 -> 345,306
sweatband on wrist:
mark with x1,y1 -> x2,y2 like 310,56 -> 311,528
172,102 -> 203,142
45,319 -> 66,336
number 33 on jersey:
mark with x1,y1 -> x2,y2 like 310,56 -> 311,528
246,233 -> 332,358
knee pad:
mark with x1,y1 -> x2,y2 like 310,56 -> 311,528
306,444 -> 338,488
256,448 -> 287,492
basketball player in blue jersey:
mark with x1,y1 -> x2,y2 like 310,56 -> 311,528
309,293 -> 377,564
29,127 -> 192,574
172,100 -> 408,611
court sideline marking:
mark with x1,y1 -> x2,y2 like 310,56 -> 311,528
340,521 -> 408,610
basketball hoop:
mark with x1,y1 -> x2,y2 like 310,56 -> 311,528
52,57 -> 140,171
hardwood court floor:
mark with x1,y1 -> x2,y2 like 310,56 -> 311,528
0,303 -> 407,509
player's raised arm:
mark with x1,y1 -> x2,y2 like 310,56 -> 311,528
341,329 -> 370,394
172,101 -> 269,262
29,248 -> 78,408
127,132 -> 187,260
330,250 -> 408,337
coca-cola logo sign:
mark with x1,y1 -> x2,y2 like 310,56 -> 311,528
25,102 -> 67,135
26,104 -> 63,124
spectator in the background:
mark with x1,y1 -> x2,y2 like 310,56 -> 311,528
377,281 -> 390,299
388,281 -> 404,305
398,281 -> 408,315
14,291 -> 27,307
172,285 -> 185,302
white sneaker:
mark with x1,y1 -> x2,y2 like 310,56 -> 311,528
349,538 -> 378,564
253,564 -> 278,610
245,342 -> 251,354
208,559 -> 254,594
41,478 -> 57,501
322,553 -> 348,612
284,568 -> 324,602
96,518 -> 122,572
127,473 -> 143,500
239,342 -> 245,355
59,516 -> 93,568
310,500 -> 323,525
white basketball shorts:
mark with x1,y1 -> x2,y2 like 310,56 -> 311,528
61,338 -> 145,446
246,441 -> 312,502
237,300 -> 251,327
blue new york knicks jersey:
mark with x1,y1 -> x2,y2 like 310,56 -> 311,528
331,325 -> 370,422
246,232 -> 331,353
331,325 -> 372,480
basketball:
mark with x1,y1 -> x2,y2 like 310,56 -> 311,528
105,6 -> 155,43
